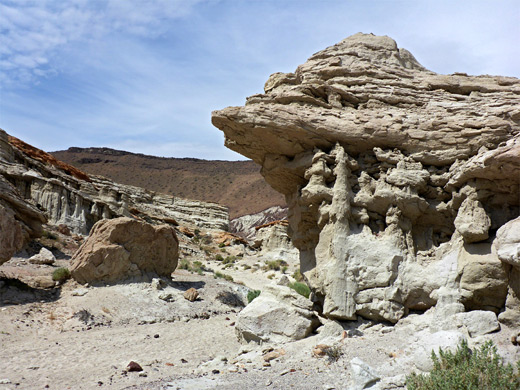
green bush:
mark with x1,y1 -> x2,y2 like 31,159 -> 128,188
288,282 -> 311,298
222,256 -> 236,265
52,267 -> 70,283
406,340 -> 520,390
247,290 -> 261,304
292,269 -> 304,282
215,254 -> 224,261
214,271 -> 234,282
264,259 -> 288,271
178,258 -> 190,270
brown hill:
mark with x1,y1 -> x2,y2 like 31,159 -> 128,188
51,147 -> 285,219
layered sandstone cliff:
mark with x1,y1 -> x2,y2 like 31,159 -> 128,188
0,129 -> 229,262
213,33 -> 520,324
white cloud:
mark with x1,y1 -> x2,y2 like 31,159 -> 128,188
0,0 -> 204,87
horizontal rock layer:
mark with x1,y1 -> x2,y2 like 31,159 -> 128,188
213,33 -> 520,323
0,130 -> 229,240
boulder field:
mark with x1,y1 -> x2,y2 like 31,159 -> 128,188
213,33 -> 520,325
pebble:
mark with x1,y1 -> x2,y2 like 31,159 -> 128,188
127,361 -> 143,372
0,379 -> 11,384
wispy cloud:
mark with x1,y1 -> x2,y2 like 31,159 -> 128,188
0,0 -> 204,87
0,0 -> 518,160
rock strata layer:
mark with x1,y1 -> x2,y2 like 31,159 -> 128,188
213,33 -> 520,323
0,129 -> 229,241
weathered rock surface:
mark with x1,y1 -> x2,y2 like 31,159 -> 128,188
230,206 -> 288,238
0,129 -> 229,242
495,216 -> 520,269
253,220 -> 299,262
235,284 -> 318,344
28,247 -> 56,265
213,33 -> 520,324
0,131 -> 47,265
70,217 -> 179,284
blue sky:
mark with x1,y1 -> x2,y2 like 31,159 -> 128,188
1,0 -> 519,160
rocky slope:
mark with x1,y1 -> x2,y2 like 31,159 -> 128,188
213,33 -> 520,325
52,147 -> 286,219
0,129 -> 229,254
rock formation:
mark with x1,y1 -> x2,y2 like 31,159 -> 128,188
0,130 -> 47,265
252,220 -> 299,262
213,33 -> 520,324
0,129 -> 229,241
235,284 -> 318,343
230,206 -> 288,238
70,217 -> 179,284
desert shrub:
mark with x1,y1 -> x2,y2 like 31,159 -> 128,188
178,258 -> 190,270
406,340 -> 520,390
292,269 -> 304,282
325,345 -> 343,362
247,290 -> 261,304
222,256 -> 236,265
218,243 -> 226,248
214,271 -> 234,282
288,282 -> 311,298
281,265 -> 288,274
52,267 -> 70,283
194,229 -> 201,237
242,264 -> 251,270
264,259 -> 287,271
215,254 -> 224,261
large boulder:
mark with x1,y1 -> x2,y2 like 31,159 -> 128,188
235,284 -> 318,343
212,33 -> 519,323
70,217 -> 179,284
495,216 -> 520,269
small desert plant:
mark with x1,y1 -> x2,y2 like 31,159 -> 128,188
178,258 -> 191,270
242,264 -> 251,270
247,290 -> 261,304
215,254 -> 224,261
52,267 -> 70,283
222,256 -> 236,265
218,243 -> 226,248
214,271 -> 234,282
325,345 -> 343,362
264,259 -> 287,271
406,340 -> 520,390
288,281 -> 311,298
281,265 -> 288,274
292,269 -> 304,282
267,273 -> 275,280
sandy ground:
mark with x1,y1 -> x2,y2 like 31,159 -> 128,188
1,233 -> 519,390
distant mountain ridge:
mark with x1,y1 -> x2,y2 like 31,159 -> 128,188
52,147 -> 286,219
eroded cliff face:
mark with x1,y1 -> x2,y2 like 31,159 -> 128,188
212,33 -> 520,323
0,129 -> 229,244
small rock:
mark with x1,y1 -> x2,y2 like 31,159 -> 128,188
138,372 -> 147,377
158,292 -> 175,302
180,358 -> 188,363
71,288 -> 89,297
29,247 -> 55,265
0,379 -> 11,384
312,344 -> 331,358
154,334 -> 160,339
212,369 -> 220,374
57,224 -> 71,236
151,278 -> 165,290
127,361 -> 143,372
183,288 -> 199,302
349,357 -> 380,390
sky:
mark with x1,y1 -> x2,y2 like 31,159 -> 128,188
0,0 -> 519,160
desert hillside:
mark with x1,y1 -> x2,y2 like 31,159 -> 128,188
52,147 -> 285,219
